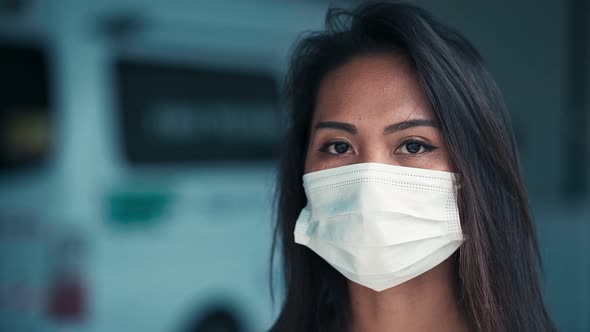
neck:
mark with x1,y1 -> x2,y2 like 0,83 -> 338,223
348,258 -> 468,332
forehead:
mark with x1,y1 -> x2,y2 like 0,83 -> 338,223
313,53 -> 433,124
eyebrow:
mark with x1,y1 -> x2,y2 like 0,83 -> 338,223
314,121 -> 358,134
383,119 -> 439,135
314,119 -> 438,135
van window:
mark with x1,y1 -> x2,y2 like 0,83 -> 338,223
115,59 -> 281,164
0,45 -> 51,172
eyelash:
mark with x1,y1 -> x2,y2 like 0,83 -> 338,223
396,139 -> 438,155
318,139 -> 438,155
318,140 -> 354,155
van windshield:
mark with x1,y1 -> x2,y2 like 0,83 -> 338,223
0,45 -> 51,172
116,59 -> 281,164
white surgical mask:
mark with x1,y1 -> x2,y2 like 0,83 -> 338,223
294,162 -> 464,292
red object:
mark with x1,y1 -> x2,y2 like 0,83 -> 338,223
46,274 -> 86,320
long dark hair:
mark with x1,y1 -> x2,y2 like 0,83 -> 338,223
270,2 -> 556,331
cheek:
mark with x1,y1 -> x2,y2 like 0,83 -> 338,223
432,144 -> 453,172
388,138 -> 453,171
304,146 -> 347,174
304,151 -> 327,174
303,145 -> 320,174
401,146 -> 452,172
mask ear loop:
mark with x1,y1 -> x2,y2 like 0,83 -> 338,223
452,171 -> 463,189
452,172 -> 468,242
451,171 -> 467,302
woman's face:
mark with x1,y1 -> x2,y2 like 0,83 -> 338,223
305,53 -> 452,174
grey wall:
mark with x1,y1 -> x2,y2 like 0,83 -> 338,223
411,1 -> 589,330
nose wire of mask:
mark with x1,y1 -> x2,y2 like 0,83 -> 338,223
293,162 -> 464,292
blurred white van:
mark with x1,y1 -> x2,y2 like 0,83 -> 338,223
0,39 -> 281,332
0,1 -> 331,331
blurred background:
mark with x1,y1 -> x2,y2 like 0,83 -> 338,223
0,0 -> 588,331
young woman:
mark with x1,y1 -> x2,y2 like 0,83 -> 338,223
270,2 -> 556,332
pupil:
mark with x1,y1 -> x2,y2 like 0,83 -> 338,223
335,143 -> 349,154
406,142 -> 421,153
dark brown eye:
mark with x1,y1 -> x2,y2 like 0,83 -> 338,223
396,140 -> 437,155
334,142 -> 350,154
405,141 -> 422,154
320,141 -> 353,155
